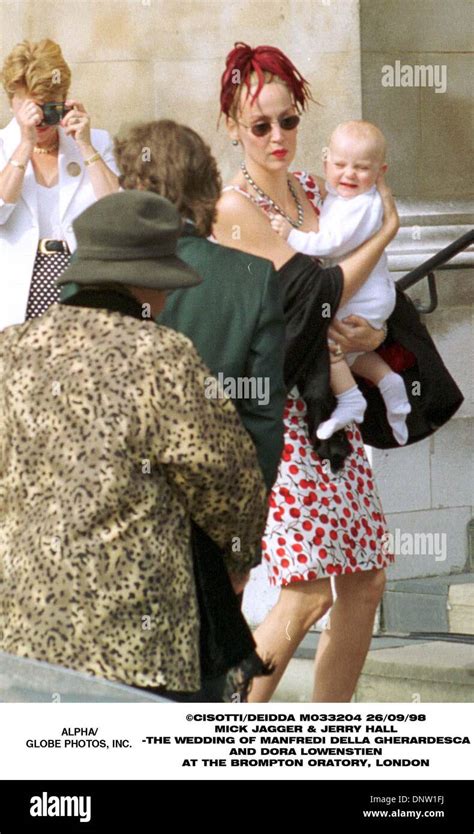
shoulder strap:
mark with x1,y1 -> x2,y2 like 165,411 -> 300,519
221,184 -> 267,213
222,184 -> 249,197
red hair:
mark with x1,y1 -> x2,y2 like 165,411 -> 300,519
220,41 -> 314,118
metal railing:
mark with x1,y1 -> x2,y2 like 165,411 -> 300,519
397,228 -> 474,313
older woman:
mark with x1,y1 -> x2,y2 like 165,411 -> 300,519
0,39 -> 119,330
114,118 -> 286,491
214,43 -> 400,703
107,118 -> 287,698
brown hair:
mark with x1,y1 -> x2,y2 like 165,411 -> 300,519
114,120 -> 222,237
1,39 -> 71,101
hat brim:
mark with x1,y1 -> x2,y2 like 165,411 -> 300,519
57,254 -> 202,291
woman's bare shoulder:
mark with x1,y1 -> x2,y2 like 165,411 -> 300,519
217,185 -> 250,208
214,188 -> 293,267
216,186 -> 266,224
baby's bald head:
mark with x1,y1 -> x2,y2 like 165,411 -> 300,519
325,120 -> 388,198
329,120 -> 387,163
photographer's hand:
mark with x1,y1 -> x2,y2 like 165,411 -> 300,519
16,98 -> 42,145
62,99 -> 93,154
61,99 -> 119,199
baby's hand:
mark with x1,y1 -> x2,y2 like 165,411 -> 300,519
270,214 -> 292,240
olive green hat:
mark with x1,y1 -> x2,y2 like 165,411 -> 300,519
57,190 -> 202,290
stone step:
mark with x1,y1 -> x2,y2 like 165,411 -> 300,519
354,640 -> 474,703
396,200 -> 474,227
390,224 -> 474,246
389,251 -> 474,273
383,199 -> 474,273
383,574 -> 474,634
387,224 -> 474,274
271,636 -> 474,703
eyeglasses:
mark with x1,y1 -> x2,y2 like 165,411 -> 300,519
237,114 -> 300,138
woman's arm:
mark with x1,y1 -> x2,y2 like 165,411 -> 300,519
0,99 -> 38,211
214,175 -> 399,290
62,101 -> 119,199
0,139 -> 34,206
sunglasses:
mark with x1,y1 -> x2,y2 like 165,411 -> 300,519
238,114 -> 300,138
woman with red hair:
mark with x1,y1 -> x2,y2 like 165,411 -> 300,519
214,43 -> 400,703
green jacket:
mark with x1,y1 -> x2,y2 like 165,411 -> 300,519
159,226 -> 286,488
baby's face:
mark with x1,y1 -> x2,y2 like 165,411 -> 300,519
324,132 -> 385,198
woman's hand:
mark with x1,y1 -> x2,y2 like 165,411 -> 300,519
328,315 -> 386,353
228,570 -> 251,595
61,100 -> 93,153
61,101 -> 119,198
15,98 -> 42,146
377,172 -> 400,242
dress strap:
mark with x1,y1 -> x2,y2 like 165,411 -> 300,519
292,171 -> 323,214
222,184 -> 249,197
221,184 -> 265,209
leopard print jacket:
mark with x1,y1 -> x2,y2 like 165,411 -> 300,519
0,304 -> 267,692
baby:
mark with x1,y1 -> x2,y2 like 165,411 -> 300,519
271,119 -> 411,445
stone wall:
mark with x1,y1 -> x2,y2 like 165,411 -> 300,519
360,0 -> 474,200
0,0 -> 362,182
371,260 -> 473,581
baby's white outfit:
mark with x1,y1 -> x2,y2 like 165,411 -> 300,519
288,183 -> 396,365
286,182 -> 410,445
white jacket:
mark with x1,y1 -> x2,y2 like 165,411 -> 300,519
0,118 -> 119,330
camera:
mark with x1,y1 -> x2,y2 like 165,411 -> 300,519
39,102 -> 72,126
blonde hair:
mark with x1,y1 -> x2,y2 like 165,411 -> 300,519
1,39 -> 71,101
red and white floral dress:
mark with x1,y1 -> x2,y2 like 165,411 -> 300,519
223,172 -> 394,586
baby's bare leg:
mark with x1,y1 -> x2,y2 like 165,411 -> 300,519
330,355 -> 358,393
351,350 -> 392,384
316,354 -> 367,440
352,351 -> 411,445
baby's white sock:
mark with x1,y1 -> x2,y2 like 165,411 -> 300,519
378,371 -> 411,445
316,385 -> 367,440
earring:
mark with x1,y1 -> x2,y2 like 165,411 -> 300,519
232,139 -> 239,146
